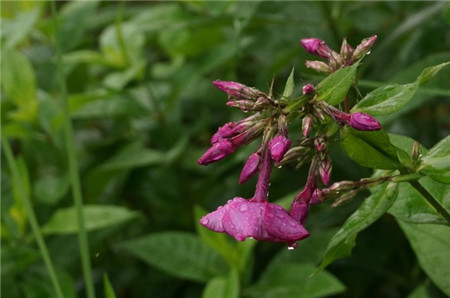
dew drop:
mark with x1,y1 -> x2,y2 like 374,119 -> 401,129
366,50 -> 371,55
287,245 -> 296,250
276,213 -> 285,219
277,165 -> 283,169
200,218 -> 209,225
240,204 -> 248,212
289,221 -> 297,227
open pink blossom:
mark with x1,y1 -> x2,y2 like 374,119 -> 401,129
200,197 -> 309,242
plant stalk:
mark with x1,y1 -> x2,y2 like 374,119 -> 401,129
409,180 -> 450,225
2,138 -> 64,298
51,2 -> 96,298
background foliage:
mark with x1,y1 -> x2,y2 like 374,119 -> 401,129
1,1 -> 450,298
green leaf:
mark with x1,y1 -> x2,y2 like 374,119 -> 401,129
103,274 -> 117,298
352,61 -> 450,115
389,177 -> 450,225
341,127 -> 401,169
42,205 -> 138,235
248,263 -> 345,298
1,49 -> 37,117
71,96 -> 146,119
202,268 -> 239,298
317,182 -> 398,271
3,7 -> 41,49
194,205 -> 240,268
120,232 -> 228,282
398,221 -> 450,296
316,62 -> 359,105
33,174 -> 69,205
420,135 -> 450,184
407,284 -> 431,298
267,228 -> 339,269
282,67 -> 295,98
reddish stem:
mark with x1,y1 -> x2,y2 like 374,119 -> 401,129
253,148 -> 272,202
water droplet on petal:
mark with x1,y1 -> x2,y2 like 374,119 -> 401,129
289,221 -> 297,227
200,218 -> 209,225
366,50 -> 371,55
240,204 -> 248,212
287,245 -> 296,250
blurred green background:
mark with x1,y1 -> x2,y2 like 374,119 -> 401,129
2,1 -> 450,297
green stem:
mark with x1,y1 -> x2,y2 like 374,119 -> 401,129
2,139 -> 64,298
50,2 -> 96,298
115,0 -> 130,67
409,180 -> 450,225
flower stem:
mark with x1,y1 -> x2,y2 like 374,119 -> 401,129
50,2 -> 96,298
253,148 -> 272,202
2,138 -> 64,298
409,180 -> 450,225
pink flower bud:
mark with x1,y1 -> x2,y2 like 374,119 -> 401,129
213,80 -> 262,101
349,112 -> 381,131
211,122 -> 237,144
268,135 -> 292,162
310,188 -> 324,205
302,84 -> 315,95
352,35 -> 377,60
340,38 -> 353,62
305,60 -> 332,74
300,38 -> 333,59
198,139 -> 235,165
302,115 -> 314,137
289,200 -> 309,225
239,152 -> 261,184
319,158 -> 332,185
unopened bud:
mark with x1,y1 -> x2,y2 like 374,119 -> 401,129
349,112 -> 381,131
411,141 -> 422,162
305,60 -> 332,74
226,100 -> 254,110
314,137 -> 327,152
300,38 -> 333,59
302,115 -> 314,137
213,80 -> 263,101
302,84 -> 315,95
314,107 -> 326,121
268,135 -> 292,162
198,139 -> 235,165
328,180 -> 357,192
340,38 -> 353,62
352,35 -> 377,61
310,188 -> 324,205
319,158 -> 332,185
239,152 -> 261,184
332,189 -> 359,207
211,122 -> 246,144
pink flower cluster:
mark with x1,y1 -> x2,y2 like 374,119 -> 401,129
198,35 -> 382,247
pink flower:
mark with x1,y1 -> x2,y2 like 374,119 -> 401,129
352,35 -> 377,60
319,158 -> 332,186
211,122 -> 247,144
198,139 -> 236,165
213,80 -> 261,101
268,135 -> 292,162
239,152 -> 261,184
349,112 -> 381,131
302,84 -> 316,95
200,197 -> 309,242
300,38 -> 333,59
